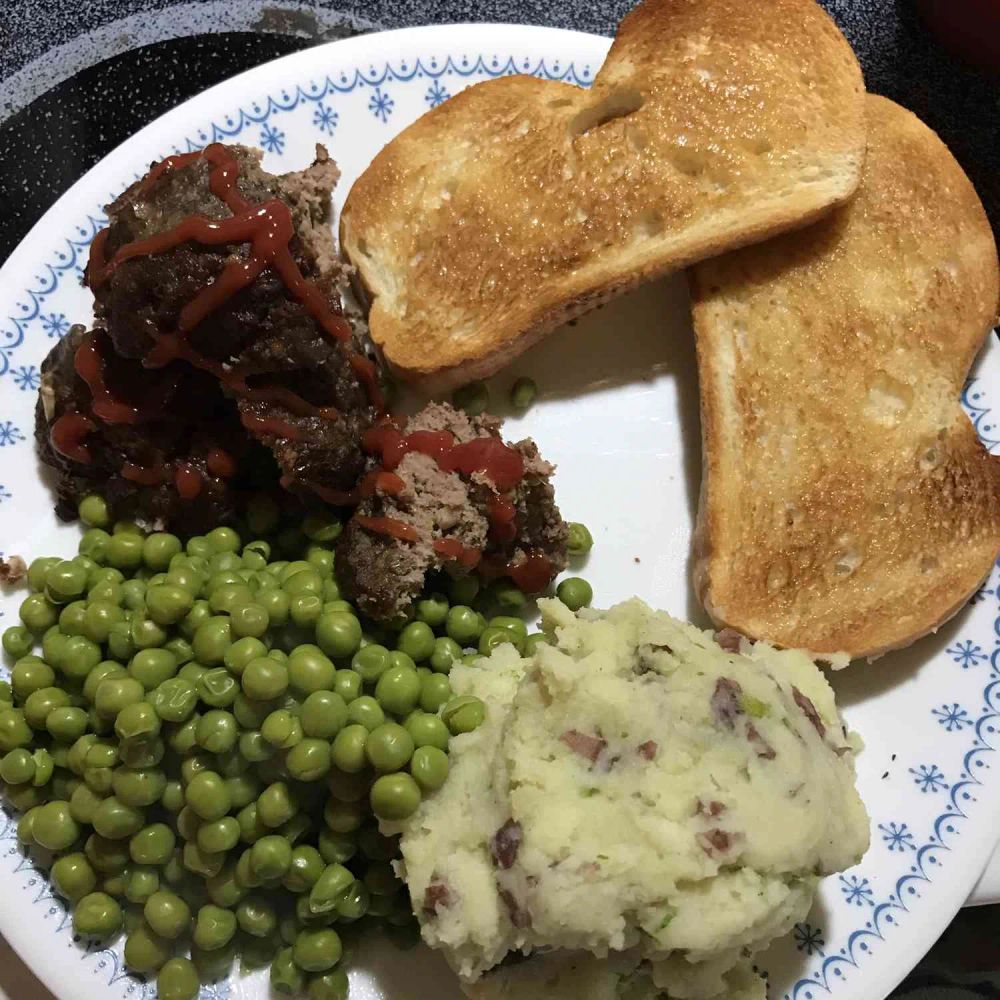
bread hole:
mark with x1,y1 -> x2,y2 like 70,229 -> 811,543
670,145 -> 710,177
627,124 -> 648,154
575,208 -> 589,225
920,555 -> 939,574
941,257 -> 959,279
635,208 -> 664,238
778,502 -> 803,530
440,179 -> 458,202
747,136 -> 773,155
832,548 -> 862,577
356,237 -> 372,259
694,67 -> 713,83
864,371 -> 912,428
548,97 -> 573,109
766,559 -> 790,593
919,446 -> 939,473
568,86 -> 645,138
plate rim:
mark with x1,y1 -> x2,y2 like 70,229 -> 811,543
0,19 -> 997,1000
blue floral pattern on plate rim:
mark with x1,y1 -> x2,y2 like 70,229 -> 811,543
0,33 -> 998,1000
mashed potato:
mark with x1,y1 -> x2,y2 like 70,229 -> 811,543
391,599 -> 869,997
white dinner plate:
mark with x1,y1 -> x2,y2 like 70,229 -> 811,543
0,21 -> 998,1000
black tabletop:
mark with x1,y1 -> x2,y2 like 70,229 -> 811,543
0,2 -> 998,997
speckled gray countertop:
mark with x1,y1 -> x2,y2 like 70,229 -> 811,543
0,2 -> 998,998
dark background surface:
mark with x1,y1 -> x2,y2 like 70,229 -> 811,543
0,1 -> 998,997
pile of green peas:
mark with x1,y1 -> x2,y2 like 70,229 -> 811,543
0,494 -> 594,999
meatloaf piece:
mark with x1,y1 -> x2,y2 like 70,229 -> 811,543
86,142 -> 378,496
36,143 -> 385,527
36,325 -> 272,534
336,403 -> 568,621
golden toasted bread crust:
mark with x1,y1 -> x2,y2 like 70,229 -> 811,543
690,94 -> 1000,659
341,0 -> 865,390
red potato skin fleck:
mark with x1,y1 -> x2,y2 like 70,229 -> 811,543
560,729 -> 607,763
637,740 -> 658,760
792,686 -> 826,737
490,819 -> 523,870
423,883 -> 452,917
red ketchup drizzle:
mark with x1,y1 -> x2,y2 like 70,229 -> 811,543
282,469 -> 405,508
487,494 -> 518,543
354,515 -> 420,543
81,142 -> 375,506
432,538 -> 482,568
121,462 -> 172,486
174,463 -> 204,500
50,414 -> 96,464
206,449 -> 237,479
74,333 -> 142,424
508,553 -> 555,593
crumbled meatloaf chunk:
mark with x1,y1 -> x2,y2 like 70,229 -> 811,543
35,325 -> 269,534
336,403 -> 568,621
36,143 -> 381,527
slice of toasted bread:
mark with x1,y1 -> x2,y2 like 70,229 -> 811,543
341,0 -> 865,391
689,94 -> 1000,660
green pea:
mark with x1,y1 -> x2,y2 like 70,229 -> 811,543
257,588 -> 290,627
374,665 -> 421,717
114,701 -> 161,741
132,616 -> 169,650
192,616 -> 232,666
523,632 -> 550,655
442,695 -> 487,735
125,865 -> 161,904
31,799 -> 79,849
77,494 -> 110,527
11,657 -> 54,701
7,783 -> 45,813
330,725 -> 368,774
242,657 -> 288,701
426,637 -> 458,675
369,770 -> 422,823
452,379 -> 488,415
446,605 -> 483,646
129,823 -> 176,866
0,707 -> 34,751
51,851 -> 97,901
93,795 -> 144,839
44,559 -> 88,604
405,711 -> 451,751
223,636 -> 266,677
24,685 -> 71,728
395,621 -> 435,663
235,895 -> 278,938
194,709 -> 238,753
191,903 -> 236,952
183,840 -> 225,878
509,374 -> 538,411
476,625 -> 513,656
178,599 -> 211,639
492,581 -> 527,611
257,782 -> 297,828
249,834 -> 293,881
365,722 -> 414,773
19,593 -> 58,633
140,532 -> 181,571
288,646 -> 336,694
336,879 -> 370,921
150,678 -> 198,722
106,532 -> 144,571
204,526 -> 239,553
95,675 -> 144,719
316,612 -> 362,659
298,691 -> 347,741
261,709 -> 303,749
224,773 -> 261,811
566,520 -> 594,555
410,745 -> 449,791
197,816 -> 240,854
113,765 -> 165,807
161,781 -> 184,813
233,692 -> 275,730
346,695 -> 384,732
286,738 -> 332,782
292,927 -> 342,972
185,771 -> 230,821
1,748 -> 34,784
307,862 -> 353,915
271,946 -> 306,994
308,969 -> 350,1000
282,845 -> 325,894
144,583 -> 194,627
73,891 -> 122,938
332,669 -> 361,704
303,510 -> 342,543
156,957 -> 199,1000
556,576 -> 593,611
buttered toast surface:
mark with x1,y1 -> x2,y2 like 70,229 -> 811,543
341,0 -> 865,391
690,95 -> 1000,659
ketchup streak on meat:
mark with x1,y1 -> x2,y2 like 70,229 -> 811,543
354,515 -> 420,543
75,142 -> 382,503
50,413 -> 97,464
121,462 -> 172,486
